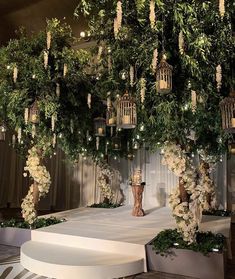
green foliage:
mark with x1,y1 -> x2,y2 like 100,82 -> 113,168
0,217 -> 65,229
152,229 -> 225,256
75,0 -> 235,159
89,203 -> 122,208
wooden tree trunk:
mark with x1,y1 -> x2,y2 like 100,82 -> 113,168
132,185 -> 145,217
179,177 -> 189,203
32,182 -> 39,212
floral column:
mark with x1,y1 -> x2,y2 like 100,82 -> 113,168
21,146 -> 51,224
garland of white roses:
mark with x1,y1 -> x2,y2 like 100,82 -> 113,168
21,146 -> 51,224
97,163 -> 116,202
162,143 -> 216,243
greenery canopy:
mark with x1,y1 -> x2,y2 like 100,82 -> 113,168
0,1 -> 234,163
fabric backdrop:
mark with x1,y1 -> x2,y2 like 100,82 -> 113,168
0,132 -> 228,210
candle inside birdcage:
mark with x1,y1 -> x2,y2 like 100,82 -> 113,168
94,117 -> 106,137
106,106 -> 116,126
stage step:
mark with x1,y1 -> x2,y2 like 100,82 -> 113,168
21,240 -> 144,279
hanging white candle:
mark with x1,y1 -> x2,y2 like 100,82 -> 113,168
47,31 -> 52,50
130,66 -> 134,87
44,50 -> 49,69
149,0 -> 156,29
51,114 -> 56,132
24,108 -> 29,125
12,134 -> 16,147
191,90 -> 197,113
31,124 -> 36,138
219,0 -> 225,17
96,136 -> 100,150
140,78 -> 147,104
151,48 -> 158,74
178,31 -> 184,55
63,63 -> 68,77
17,127 -> 22,143
116,1 -> 122,31
56,83 -> 60,97
216,64 -> 222,92
87,93 -> 91,109
13,66 -> 18,83
52,133 -> 56,148
70,119 -> 74,134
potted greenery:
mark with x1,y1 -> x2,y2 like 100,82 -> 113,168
146,229 -> 226,279
0,217 -> 65,247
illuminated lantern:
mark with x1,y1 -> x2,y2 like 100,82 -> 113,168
94,117 -> 106,137
117,91 -> 137,129
29,101 -> 40,124
156,54 -> 173,94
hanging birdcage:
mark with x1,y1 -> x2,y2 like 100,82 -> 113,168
220,94 -> 235,133
0,122 -> 7,141
106,106 -> 116,127
156,55 -> 173,94
94,117 -> 106,137
116,91 -> 137,129
29,101 -> 40,124
112,136 -> 121,151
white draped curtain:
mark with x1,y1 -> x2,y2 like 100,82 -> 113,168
0,132 -> 228,210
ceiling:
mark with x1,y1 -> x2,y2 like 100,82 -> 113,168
0,0 -> 86,44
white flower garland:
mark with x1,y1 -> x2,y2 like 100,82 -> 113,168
149,0 -> 156,29
21,147 -> 51,224
140,78 -> 147,104
114,1 -> 122,38
178,31 -> 184,55
162,143 -> 216,243
13,66 -> 18,83
216,64 -> 222,92
219,0 -> 225,17
130,65 -> 134,87
151,48 -> 158,74
97,163 -> 115,202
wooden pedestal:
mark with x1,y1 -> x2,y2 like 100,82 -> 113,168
132,185 -> 145,217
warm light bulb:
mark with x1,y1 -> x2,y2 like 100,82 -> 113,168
80,31 -> 86,38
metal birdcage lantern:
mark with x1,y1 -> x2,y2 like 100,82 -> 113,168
106,106 -> 116,127
94,117 -> 106,137
112,136 -> 121,151
156,55 -> 173,94
0,122 -> 7,141
29,101 -> 40,124
116,91 -> 137,129
220,94 -> 235,133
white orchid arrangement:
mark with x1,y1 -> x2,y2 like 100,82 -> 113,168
162,143 -> 216,243
21,146 -> 51,224
97,163 -> 116,202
